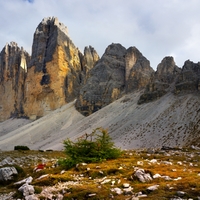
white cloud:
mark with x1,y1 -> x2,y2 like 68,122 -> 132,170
0,0 -> 200,69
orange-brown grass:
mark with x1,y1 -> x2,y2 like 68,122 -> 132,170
1,148 -> 200,199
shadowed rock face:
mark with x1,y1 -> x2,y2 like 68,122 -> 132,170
175,60 -> 200,93
75,44 -> 153,116
0,42 -> 30,121
125,46 -> 154,92
138,56 -> 181,104
75,43 -> 126,116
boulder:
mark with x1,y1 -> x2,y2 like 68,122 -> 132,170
18,183 -> 35,197
0,167 -> 18,181
0,157 -> 15,166
134,168 -> 153,183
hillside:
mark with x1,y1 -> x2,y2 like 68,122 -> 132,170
0,91 -> 200,151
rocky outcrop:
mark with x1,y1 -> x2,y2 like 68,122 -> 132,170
23,17 -> 98,119
175,60 -> 200,93
75,43 -> 127,116
0,167 -> 18,181
125,46 -> 154,92
138,56 -> 181,104
76,44 -> 153,116
0,42 -> 30,121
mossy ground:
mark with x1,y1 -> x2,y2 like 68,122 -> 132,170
0,148 -> 200,199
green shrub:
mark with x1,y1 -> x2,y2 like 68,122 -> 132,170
14,145 -> 30,150
61,128 -> 121,169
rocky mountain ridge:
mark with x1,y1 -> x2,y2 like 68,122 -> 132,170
0,16 -> 200,151
0,17 -> 200,121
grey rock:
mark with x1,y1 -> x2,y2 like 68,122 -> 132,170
138,56 -> 180,104
18,183 -> 35,197
25,194 -> 39,200
176,191 -> 186,197
134,168 -> 153,183
175,60 -> 200,93
0,167 -> 18,181
125,46 -> 154,93
76,43 -> 126,116
0,157 -> 15,166
111,187 -> 123,195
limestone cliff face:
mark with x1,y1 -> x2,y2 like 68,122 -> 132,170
75,43 -> 126,116
125,47 -> 154,92
0,42 -> 30,121
23,17 -> 98,119
75,44 -> 153,116
175,60 -> 200,93
138,56 -> 181,104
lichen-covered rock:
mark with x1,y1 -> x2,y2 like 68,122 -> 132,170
23,17 -> 98,119
0,42 -> 30,121
75,43 -> 126,116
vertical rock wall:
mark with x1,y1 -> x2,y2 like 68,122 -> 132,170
23,17 -> 98,119
0,42 -> 30,121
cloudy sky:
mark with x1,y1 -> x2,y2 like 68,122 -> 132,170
0,0 -> 200,69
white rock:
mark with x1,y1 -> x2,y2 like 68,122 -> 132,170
101,179 -> 111,184
137,161 -> 143,166
161,161 -> 172,165
18,183 -> 35,197
134,169 -> 153,183
123,187 -> 133,194
153,173 -> 161,179
123,183 -> 130,188
174,177 -> 182,181
150,159 -> 157,164
14,176 -> 33,185
177,191 -> 186,197
36,174 -> 49,180
177,161 -> 183,165
60,170 -> 65,174
147,185 -> 159,191
162,176 -> 172,181
88,193 -> 96,197
111,180 -> 115,186
111,187 -> 122,195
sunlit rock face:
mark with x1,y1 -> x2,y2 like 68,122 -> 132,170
23,17 -> 98,119
0,42 -> 30,121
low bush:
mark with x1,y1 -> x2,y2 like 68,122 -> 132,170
60,128 -> 122,169
14,146 -> 30,151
